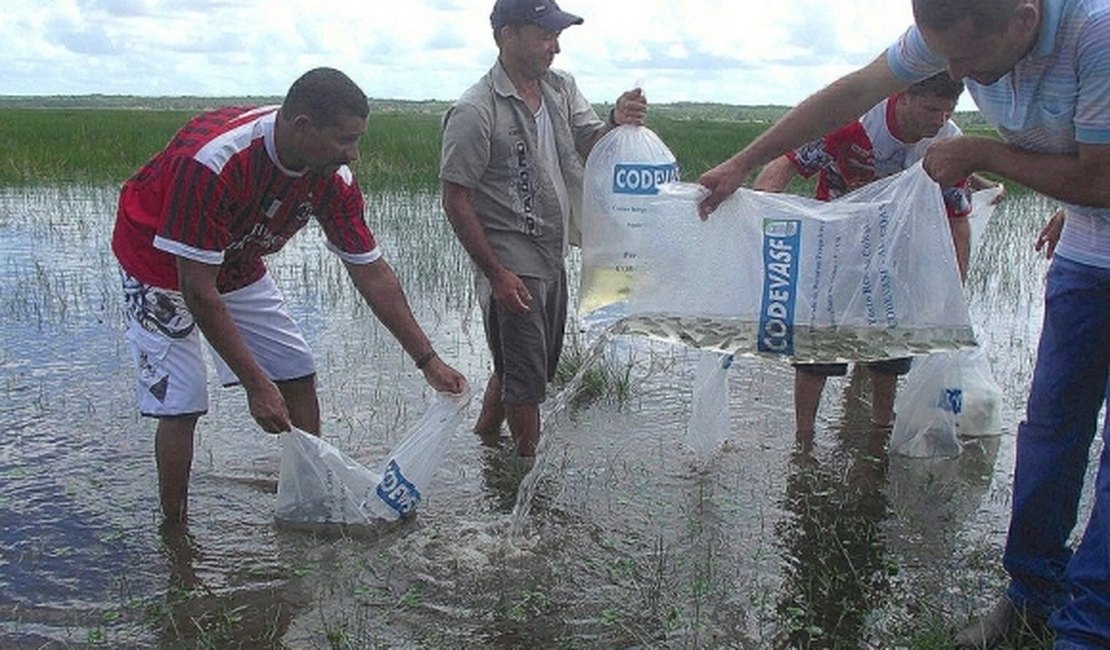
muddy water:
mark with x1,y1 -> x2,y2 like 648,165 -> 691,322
0,186 -> 1100,648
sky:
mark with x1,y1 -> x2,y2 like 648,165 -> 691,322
0,0 -> 974,110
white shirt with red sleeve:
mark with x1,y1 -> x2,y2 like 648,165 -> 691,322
787,96 -> 972,218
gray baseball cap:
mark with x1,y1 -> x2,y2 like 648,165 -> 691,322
490,0 -> 583,31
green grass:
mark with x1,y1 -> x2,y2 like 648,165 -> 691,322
0,103 -> 1013,195
0,105 -> 767,191
0,106 -> 449,191
552,330 -> 635,410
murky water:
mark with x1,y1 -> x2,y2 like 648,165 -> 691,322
0,185 -> 1101,648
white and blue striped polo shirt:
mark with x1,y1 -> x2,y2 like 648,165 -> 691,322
888,0 -> 1110,269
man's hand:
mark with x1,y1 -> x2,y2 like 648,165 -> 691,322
244,376 -> 291,433
923,136 -> 994,187
698,157 -> 749,219
422,356 -> 468,395
491,268 -> 532,313
1035,208 -> 1065,259
612,88 -> 647,126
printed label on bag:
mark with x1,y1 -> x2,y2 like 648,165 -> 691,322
759,219 -> 801,355
938,388 -> 963,414
612,162 -> 679,195
376,459 -> 422,517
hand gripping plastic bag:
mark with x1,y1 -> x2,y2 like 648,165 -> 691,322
580,124 -> 679,321
889,347 -> 1003,458
590,162 -> 974,363
275,389 -> 471,524
686,351 -> 733,465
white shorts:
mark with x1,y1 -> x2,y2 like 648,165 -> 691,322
122,272 -> 316,418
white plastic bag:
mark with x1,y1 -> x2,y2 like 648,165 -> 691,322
968,185 -> 1005,257
370,389 -> 471,520
275,389 -> 471,524
580,125 -> 679,320
948,346 -> 1004,438
275,427 -> 382,525
686,351 -> 732,464
586,162 -> 974,363
890,347 -> 1003,457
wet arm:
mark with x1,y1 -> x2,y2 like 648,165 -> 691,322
926,139 -> 1110,208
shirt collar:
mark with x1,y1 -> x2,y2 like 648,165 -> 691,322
492,59 -> 524,101
1031,0 -> 1063,59
263,110 -> 307,178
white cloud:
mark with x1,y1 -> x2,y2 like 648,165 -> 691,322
0,0 -> 944,107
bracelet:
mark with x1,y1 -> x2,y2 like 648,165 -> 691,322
608,107 -> 619,127
414,350 -> 437,370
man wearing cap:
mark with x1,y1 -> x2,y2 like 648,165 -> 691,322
440,0 -> 646,457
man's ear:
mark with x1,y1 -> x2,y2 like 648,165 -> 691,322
289,113 -> 314,134
495,23 -> 518,45
1014,0 -> 1040,37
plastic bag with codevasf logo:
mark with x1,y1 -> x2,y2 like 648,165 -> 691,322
274,389 -> 471,524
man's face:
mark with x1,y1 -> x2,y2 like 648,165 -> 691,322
501,23 -> 562,80
898,93 -> 957,142
295,112 -> 367,175
920,10 -> 1035,85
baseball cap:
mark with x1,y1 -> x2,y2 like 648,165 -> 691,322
490,0 -> 583,31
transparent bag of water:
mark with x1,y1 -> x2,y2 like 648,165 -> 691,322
580,124 -> 679,323
583,153 -> 976,363
275,389 -> 471,524
890,346 -> 1004,458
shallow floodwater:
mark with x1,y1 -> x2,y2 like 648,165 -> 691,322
0,185 -> 1101,648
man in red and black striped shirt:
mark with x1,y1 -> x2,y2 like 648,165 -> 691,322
112,67 -> 466,524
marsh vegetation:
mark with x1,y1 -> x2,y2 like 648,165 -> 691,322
0,103 -> 1063,649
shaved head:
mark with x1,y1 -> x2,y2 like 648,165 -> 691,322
912,0 -> 1025,35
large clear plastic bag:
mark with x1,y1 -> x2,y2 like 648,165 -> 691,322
580,125 -> 679,321
583,146 -> 974,362
275,389 -> 471,525
890,347 -> 1003,458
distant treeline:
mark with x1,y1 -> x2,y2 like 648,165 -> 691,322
0,98 -> 995,190
0,94 -> 994,129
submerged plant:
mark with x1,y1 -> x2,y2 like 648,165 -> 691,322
552,329 -> 635,409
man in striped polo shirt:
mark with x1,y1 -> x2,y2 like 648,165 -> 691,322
112,67 -> 466,525
696,1 -> 1109,647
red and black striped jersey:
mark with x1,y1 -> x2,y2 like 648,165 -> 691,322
112,106 -> 378,292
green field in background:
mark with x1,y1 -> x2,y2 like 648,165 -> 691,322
0,100 -> 998,192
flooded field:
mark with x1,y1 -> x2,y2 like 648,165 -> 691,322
0,185 -> 1100,648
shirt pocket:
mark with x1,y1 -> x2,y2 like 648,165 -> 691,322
1035,101 -> 1075,132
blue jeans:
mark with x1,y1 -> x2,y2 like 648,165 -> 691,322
1001,257 -> 1110,647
